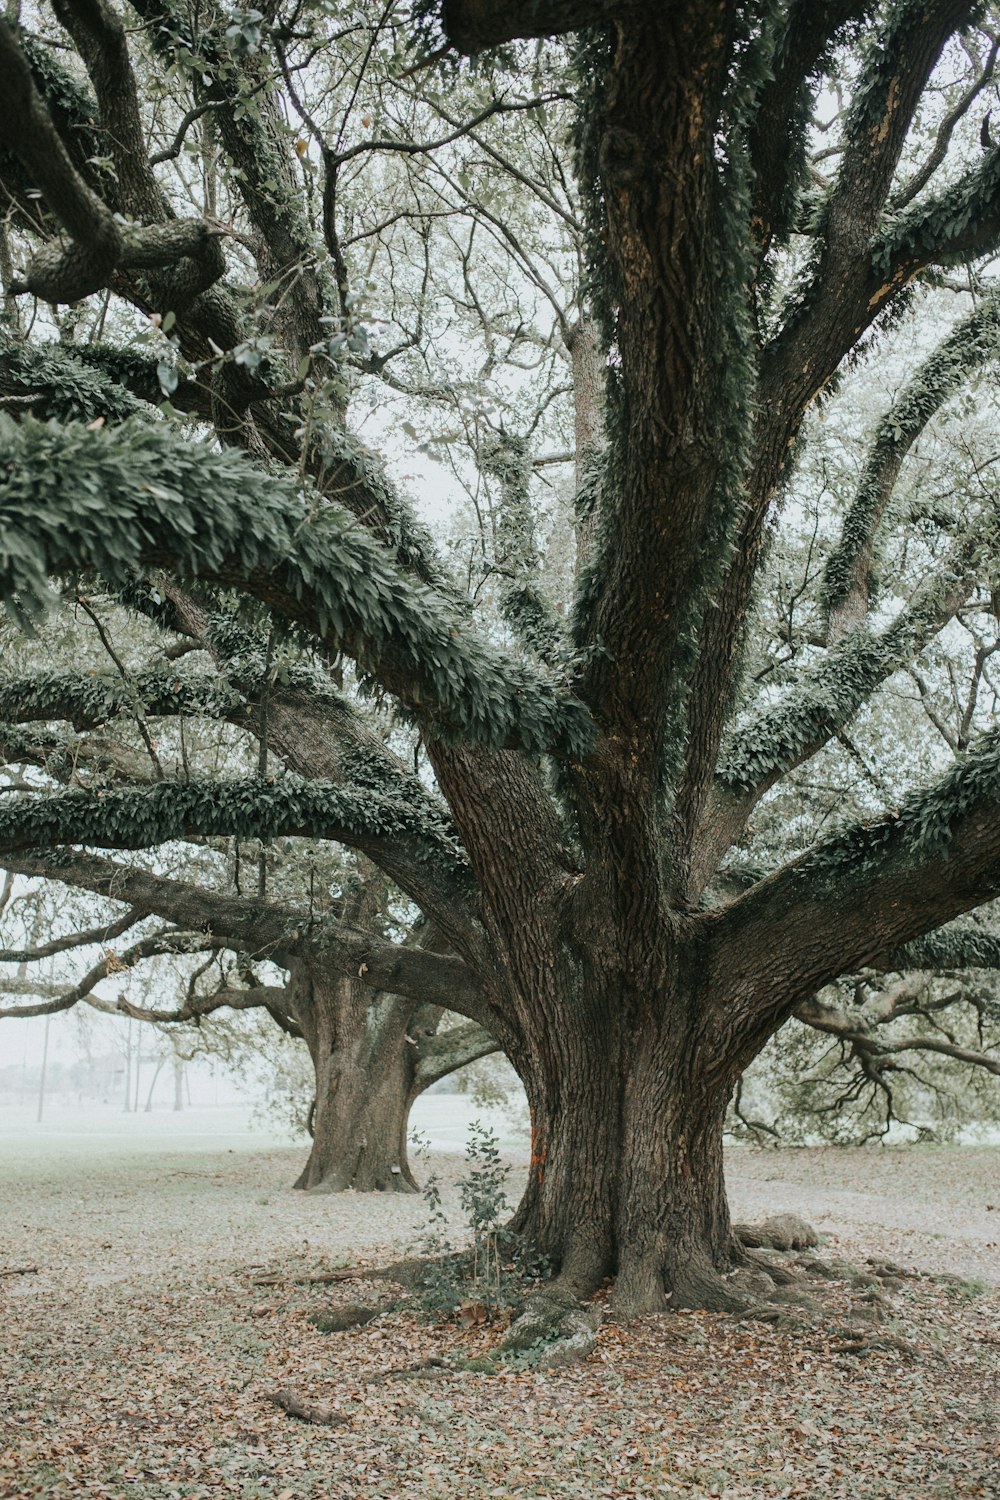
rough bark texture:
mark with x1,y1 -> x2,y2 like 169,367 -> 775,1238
292,973 -> 421,1194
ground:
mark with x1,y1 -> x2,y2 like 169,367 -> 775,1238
0,1103 -> 997,1499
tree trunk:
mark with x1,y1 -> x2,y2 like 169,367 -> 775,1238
510,1017 -> 741,1314
485,931 -> 753,1318
290,972 -> 421,1194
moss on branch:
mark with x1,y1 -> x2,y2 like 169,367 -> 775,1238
0,416 -> 593,757
0,771 -> 469,875
804,727 -> 1000,883
0,667 -> 243,730
822,289 -> 1000,620
0,337 -> 143,424
720,568 -> 974,797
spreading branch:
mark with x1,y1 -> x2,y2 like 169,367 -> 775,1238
0,416 -> 591,759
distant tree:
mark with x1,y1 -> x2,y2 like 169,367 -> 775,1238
0,856 -> 495,1189
3,2 -> 1000,1315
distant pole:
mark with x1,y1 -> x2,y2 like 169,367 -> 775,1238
144,1059 -> 164,1112
123,1017 -> 133,1111
173,1056 -> 184,1112
133,1031 -> 142,1114
36,1013 -> 51,1123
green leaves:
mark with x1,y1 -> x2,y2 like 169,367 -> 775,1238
0,772 -> 465,868
0,416 -> 594,758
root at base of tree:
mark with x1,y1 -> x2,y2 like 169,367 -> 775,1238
266,1387 -> 346,1426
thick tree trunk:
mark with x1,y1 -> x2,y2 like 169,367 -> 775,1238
289,971 -> 420,1194
512,1032 -> 739,1315
498,951 -> 747,1317
294,1032 -> 418,1193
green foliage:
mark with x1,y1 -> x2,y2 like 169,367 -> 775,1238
822,290 -> 1000,617
0,667 -> 242,730
804,726 -> 1000,885
720,580 -> 964,796
0,339 -> 143,425
0,771 -> 467,874
892,918 -> 1000,971
875,138 -> 1000,277
458,1119 -> 512,1313
410,1121 -> 517,1319
0,416 -> 593,757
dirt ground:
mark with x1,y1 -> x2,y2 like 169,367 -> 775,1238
1,1136 -> 997,1499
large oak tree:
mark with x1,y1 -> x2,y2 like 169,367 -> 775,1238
2,0 -> 1000,1313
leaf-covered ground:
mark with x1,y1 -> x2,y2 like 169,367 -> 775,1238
1,1123 -> 997,1498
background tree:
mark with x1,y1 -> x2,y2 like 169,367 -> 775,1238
0,848 -> 496,1190
2,0 -> 1000,1318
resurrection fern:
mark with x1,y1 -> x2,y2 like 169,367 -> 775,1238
0,416 -> 593,757
0,338 -> 143,425
803,727 -> 1000,883
822,289 -> 1000,617
720,578 -> 982,797
0,667 -> 243,730
0,772 -> 471,876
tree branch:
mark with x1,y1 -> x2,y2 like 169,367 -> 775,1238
821,288 -> 1000,641
0,843 -> 490,1023
0,928 -> 217,1020
0,904 -> 145,963
440,0 -> 628,52
712,728 -> 1000,1048
413,1018 -> 498,1088
0,416 -> 592,758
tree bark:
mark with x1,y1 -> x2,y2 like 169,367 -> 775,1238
507,974 -> 743,1316
290,970 -> 421,1193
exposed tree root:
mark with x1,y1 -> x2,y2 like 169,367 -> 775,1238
734,1215 -> 819,1252
266,1386 -> 346,1426
502,1286 -> 602,1369
740,1247 -> 809,1286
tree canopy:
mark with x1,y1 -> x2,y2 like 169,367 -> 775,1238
1,0 -> 1000,1314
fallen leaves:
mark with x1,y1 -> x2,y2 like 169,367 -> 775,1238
265,1388 -> 345,1427
0,1142 -> 997,1499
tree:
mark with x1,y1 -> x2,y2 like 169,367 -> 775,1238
2,0 -> 1000,1315
0,851 -> 496,1190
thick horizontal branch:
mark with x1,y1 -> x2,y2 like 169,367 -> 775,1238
0,417 -> 592,759
111,983 -> 288,1025
0,667 -> 243,732
440,0 -> 628,51
115,587 -> 479,931
712,728 -> 1000,1045
2,849 -> 301,955
0,337 -> 144,426
0,771 -> 468,911
413,1019 -> 498,1088
887,918 -> 1000,971
796,990 -> 1000,1077
3,843 -> 490,1023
